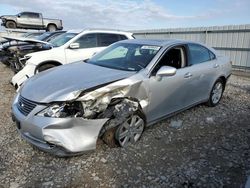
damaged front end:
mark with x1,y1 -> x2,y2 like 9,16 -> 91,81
12,78 -> 149,156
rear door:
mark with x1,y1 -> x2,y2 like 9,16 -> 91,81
28,13 -> 43,27
186,43 -> 219,103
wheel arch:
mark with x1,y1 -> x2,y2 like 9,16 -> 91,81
217,75 -> 226,91
34,60 -> 62,73
98,97 -> 147,136
98,97 -> 146,147
6,19 -> 16,23
5,19 -> 17,27
46,23 -> 57,30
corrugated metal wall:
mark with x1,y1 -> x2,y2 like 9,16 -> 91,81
132,24 -> 250,69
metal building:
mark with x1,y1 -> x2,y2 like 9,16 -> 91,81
132,24 -> 250,70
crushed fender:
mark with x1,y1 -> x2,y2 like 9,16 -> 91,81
76,79 -> 149,120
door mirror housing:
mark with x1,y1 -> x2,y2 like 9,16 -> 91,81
69,43 -> 80,49
156,66 -> 177,77
17,14 -> 21,18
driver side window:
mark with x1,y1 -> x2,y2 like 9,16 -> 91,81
20,13 -> 29,18
152,45 -> 187,75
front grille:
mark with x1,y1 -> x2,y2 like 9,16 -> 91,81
17,95 -> 37,116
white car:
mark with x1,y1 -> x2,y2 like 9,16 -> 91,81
11,29 -> 134,90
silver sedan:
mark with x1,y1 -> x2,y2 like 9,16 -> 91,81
12,39 -> 232,156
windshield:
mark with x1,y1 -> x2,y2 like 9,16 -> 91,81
21,32 -> 43,39
49,32 -> 77,47
87,43 -> 161,71
36,32 -> 52,41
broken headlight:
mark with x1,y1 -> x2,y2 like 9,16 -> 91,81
37,102 -> 83,118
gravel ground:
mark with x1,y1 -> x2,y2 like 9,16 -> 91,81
0,62 -> 250,188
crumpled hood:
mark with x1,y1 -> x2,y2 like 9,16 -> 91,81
20,62 -> 136,103
2,36 -> 51,45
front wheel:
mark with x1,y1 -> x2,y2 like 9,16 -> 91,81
6,21 -> 16,29
206,79 -> 224,107
102,110 -> 145,147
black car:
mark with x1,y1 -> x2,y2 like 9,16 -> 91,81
0,31 -> 65,72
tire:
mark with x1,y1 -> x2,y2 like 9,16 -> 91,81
206,78 -> 224,107
102,109 -> 145,148
35,63 -> 57,74
47,24 -> 57,32
6,21 -> 16,29
102,127 -> 118,148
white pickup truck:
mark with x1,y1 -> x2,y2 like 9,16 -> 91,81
0,12 -> 63,32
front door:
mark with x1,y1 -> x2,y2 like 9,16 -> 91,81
147,66 -> 196,122
65,34 -> 105,63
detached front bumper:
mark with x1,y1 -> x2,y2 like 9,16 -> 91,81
11,94 -> 108,156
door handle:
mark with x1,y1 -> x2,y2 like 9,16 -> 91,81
213,63 -> 219,68
184,72 -> 192,78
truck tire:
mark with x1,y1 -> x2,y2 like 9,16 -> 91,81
47,24 -> 57,32
6,21 -> 16,29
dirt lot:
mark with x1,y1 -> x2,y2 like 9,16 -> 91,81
0,62 -> 250,188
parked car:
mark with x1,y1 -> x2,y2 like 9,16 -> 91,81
11,39 -> 232,156
10,31 -> 66,72
0,32 -> 45,53
0,31 -> 65,72
21,31 -> 45,39
0,32 -> 44,66
11,29 -> 134,89
0,12 -> 63,31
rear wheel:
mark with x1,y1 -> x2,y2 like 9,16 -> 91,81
102,110 -> 145,147
6,21 -> 16,29
47,24 -> 56,32
35,63 -> 57,74
206,78 -> 224,107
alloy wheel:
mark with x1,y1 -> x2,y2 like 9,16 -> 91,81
211,82 -> 223,104
116,114 -> 144,147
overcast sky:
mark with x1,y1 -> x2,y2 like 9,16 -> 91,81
0,0 -> 249,31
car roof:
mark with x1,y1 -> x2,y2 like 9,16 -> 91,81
119,38 -> 213,47
118,39 -> 183,46
20,11 -> 41,14
66,29 -> 132,35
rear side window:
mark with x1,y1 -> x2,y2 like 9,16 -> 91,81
119,35 -> 128,40
188,44 -> 215,65
29,13 -> 39,18
75,34 -> 97,48
97,33 -> 121,47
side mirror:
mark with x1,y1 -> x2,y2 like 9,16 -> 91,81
17,14 -> 21,18
156,66 -> 177,77
69,43 -> 80,49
